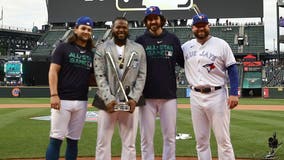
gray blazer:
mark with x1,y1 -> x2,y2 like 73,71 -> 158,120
93,38 -> 147,110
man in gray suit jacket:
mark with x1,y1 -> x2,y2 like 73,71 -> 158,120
93,17 -> 147,160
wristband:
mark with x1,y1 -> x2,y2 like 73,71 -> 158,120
227,64 -> 239,96
50,94 -> 58,97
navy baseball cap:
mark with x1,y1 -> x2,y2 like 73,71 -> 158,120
75,16 -> 94,28
145,6 -> 162,17
192,14 -> 209,25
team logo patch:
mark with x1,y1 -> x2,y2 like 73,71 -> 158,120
198,15 -> 206,20
203,63 -> 216,72
165,51 -> 173,57
149,6 -> 156,12
11,87 -> 21,97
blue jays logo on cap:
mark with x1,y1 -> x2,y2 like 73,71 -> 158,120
192,13 -> 209,25
75,16 -> 94,28
145,6 -> 162,17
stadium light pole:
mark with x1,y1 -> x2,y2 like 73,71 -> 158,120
0,7 -> 3,27
277,1 -> 280,60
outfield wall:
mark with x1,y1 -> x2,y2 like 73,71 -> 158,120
262,87 -> 284,99
0,86 -> 283,99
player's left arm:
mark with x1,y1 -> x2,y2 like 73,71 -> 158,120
227,64 -> 239,109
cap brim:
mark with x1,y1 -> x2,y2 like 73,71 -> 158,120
193,22 -> 209,26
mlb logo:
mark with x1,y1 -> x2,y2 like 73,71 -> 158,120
165,51 -> 173,57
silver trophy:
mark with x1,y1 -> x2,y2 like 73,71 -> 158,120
114,102 -> 130,111
106,51 -> 136,111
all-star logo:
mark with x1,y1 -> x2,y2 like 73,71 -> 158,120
203,63 -> 216,72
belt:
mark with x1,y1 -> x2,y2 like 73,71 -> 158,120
190,86 -> 222,93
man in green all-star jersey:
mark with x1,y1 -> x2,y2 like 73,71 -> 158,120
46,16 -> 95,160
135,6 -> 184,160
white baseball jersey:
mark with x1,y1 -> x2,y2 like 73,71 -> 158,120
181,36 -> 236,87
182,36 -> 236,159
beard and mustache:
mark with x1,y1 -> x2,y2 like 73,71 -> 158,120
146,22 -> 162,33
112,32 -> 129,45
193,29 -> 210,40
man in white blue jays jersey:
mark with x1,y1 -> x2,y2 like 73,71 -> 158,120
182,13 -> 239,160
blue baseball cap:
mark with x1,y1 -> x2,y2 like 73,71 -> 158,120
192,14 -> 209,25
75,16 -> 94,28
145,6 -> 162,17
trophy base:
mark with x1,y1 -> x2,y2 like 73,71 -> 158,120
114,102 -> 130,111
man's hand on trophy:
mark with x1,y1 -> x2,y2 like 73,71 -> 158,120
106,100 -> 117,113
127,99 -> 136,113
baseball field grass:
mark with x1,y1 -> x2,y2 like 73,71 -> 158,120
0,98 -> 283,159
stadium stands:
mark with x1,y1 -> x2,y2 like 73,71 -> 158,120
30,29 -> 66,61
263,64 -> 284,87
244,25 -> 265,53
30,23 -> 265,57
27,23 -> 284,89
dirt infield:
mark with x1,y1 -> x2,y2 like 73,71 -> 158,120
4,103 -> 283,160
1,103 -> 284,111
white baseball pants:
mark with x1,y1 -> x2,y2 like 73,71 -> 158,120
190,88 -> 235,160
50,100 -> 88,140
139,99 -> 177,160
95,109 -> 139,160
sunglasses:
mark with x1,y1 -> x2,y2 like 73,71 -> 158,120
118,56 -> 124,69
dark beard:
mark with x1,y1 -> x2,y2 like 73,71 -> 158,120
114,37 -> 127,45
194,30 -> 210,40
112,33 -> 128,45
146,24 -> 161,32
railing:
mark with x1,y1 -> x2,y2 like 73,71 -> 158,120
0,24 -> 32,32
